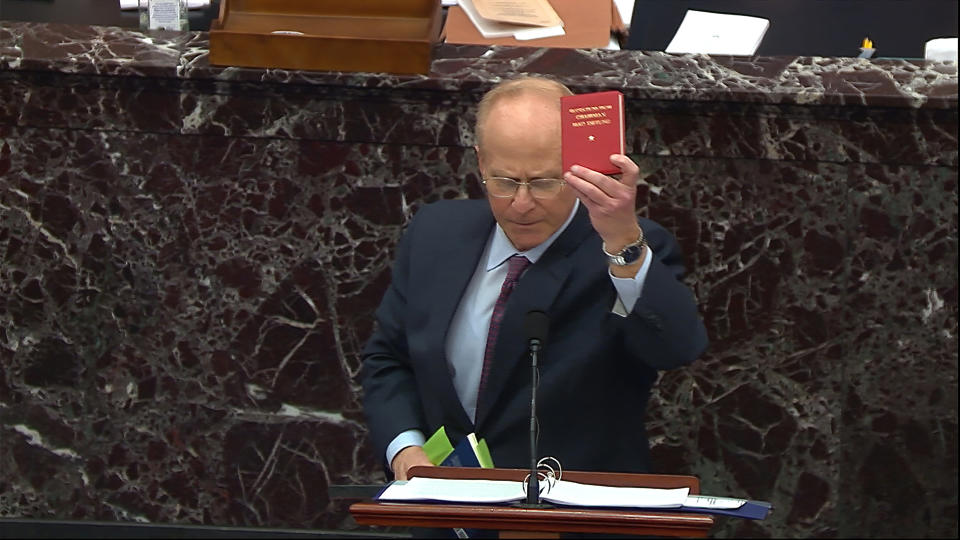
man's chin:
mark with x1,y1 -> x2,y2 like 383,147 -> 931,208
506,226 -> 548,251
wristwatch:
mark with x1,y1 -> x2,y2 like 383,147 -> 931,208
602,229 -> 647,266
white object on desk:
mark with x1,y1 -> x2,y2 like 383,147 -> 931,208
378,477 -> 690,508
665,9 -> 769,56
458,0 -> 564,40
613,0 -> 635,29
119,0 -> 210,9
514,25 -> 566,41
925,37 -> 958,62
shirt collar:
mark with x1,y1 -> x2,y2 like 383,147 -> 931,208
486,199 -> 580,271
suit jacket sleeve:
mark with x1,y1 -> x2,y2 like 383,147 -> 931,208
359,209 -> 428,465
625,218 -> 708,370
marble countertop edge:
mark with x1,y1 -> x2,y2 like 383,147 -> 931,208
0,21 -> 956,110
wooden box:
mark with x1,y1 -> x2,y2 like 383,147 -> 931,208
209,0 -> 442,74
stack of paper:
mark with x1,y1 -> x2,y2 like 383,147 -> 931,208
925,37 -> 958,62
119,0 -> 209,9
459,0 -> 565,41
379,477 -> 690,508
665,10 -> 769,56
377,477 -> 774,519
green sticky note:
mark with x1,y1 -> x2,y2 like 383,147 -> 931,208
423,426 -> 454,466
475,438 -> 495,469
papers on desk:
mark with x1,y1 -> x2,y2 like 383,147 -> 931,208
925,37 -> 958,62
613,0 -> 635,29
379,477 -> 689,508
458,0 -> 565,40
548,480 -> 688,508
377,477 -> 774,519
119,0 -> 210,9
665,10 -> 769,56
380,478 -> 528,504
684,495 -> 773,520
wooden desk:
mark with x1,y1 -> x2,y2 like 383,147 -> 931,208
350,467 -> 714,538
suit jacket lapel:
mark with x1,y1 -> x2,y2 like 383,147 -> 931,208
475,205 -> 594,430
422,201 -> 496,430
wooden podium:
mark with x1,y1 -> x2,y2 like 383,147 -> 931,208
350,467 -> 714,538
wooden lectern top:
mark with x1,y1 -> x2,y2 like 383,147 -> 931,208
349,467 -> 714,538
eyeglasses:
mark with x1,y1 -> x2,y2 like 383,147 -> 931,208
482,176 -> 566,199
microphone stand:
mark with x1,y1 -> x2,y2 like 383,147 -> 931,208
527,338 -> 540,505
517,337 -> 552,509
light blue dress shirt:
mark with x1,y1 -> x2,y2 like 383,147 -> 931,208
384,200 -> 655,470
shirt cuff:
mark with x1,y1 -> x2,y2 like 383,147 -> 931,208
609,245 -> 654,314
385,429 -> 426,471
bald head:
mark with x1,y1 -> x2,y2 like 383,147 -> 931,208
473,77 -> 578,251
475,77 -> 573,152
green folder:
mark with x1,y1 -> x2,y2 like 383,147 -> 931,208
473,436 -> 494,469
423,426 -> 494,468
423,426 -> 456,465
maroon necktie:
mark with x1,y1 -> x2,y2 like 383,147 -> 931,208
478,255 -> 531,402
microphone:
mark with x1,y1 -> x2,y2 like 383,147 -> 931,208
524,309 -> 549,350
520,310 -> 552,508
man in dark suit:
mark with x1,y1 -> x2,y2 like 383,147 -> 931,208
361,77 -> 707,481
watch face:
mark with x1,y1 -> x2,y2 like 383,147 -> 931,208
620,244 -> 643,264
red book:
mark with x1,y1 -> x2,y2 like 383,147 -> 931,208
561,90 -> 625,175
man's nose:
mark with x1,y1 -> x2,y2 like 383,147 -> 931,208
511,183 -> 537,211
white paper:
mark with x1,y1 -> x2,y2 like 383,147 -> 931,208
119,0 -> 210,10
379,478 -> 525,504
514,25 -> 566,41
613,0 -> 635,28
925,37 -> 958,62
544,480 -> 688,508
459,0 -> 564,40
378,477 -> 690,509
147,0 -> 180,29
459,0 -> 522,38
684,494 -> 746,510
665,10 -> 769,56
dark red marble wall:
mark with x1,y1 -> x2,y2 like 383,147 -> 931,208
1,22 -> 957,538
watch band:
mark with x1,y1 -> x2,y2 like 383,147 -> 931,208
602,228 -> 647,266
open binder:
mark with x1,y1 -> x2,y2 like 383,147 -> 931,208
351,466 -> 718,537
377,469 -> 771,519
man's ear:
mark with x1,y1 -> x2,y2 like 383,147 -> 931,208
474,145 -> 484,175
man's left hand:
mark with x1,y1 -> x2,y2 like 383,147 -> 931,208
564,154 -> 642,252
